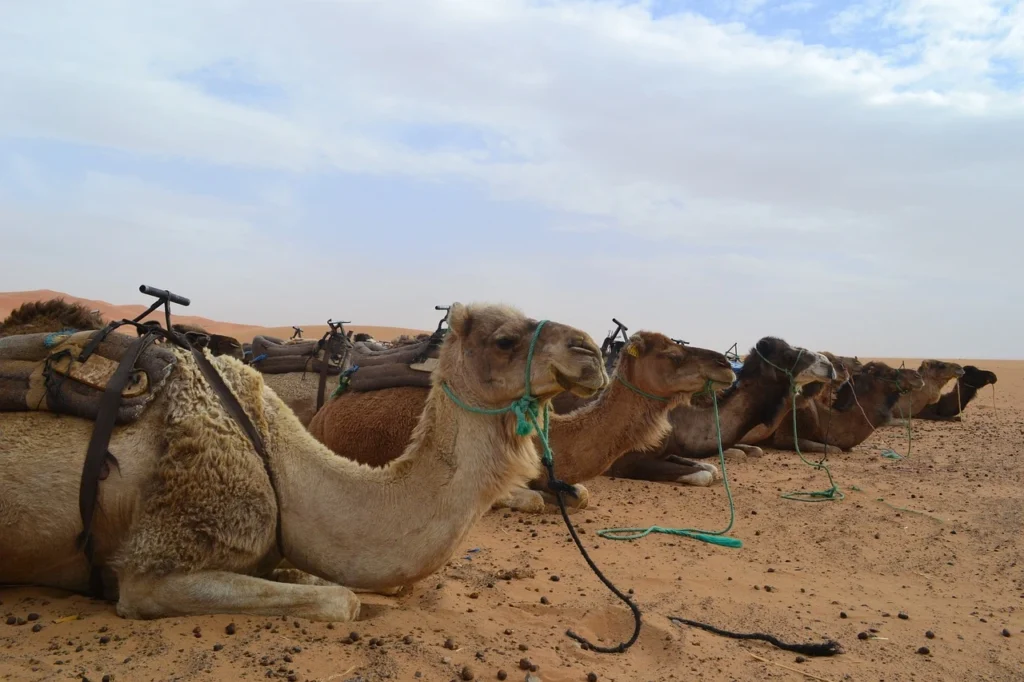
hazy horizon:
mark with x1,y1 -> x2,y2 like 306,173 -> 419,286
2,1 -> 1021,359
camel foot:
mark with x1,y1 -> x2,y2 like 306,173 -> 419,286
492,488 -> 547,514
539,483 -> 590,510
676,470 -> 714,487
732,444 -> 764,458
722,447 -> 750,463
117,571 -> 361,622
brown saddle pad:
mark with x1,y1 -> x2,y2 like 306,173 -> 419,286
0,329 -> 177,424
250,335 -> 344,375
347,337 -> 441,392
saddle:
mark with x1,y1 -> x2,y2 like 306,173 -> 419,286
344,334 -> 443,392
250,335 -> 343,375
0,329 -> 177,424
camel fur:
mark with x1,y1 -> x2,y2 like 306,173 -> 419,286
746,361 -> 925,454
0,302 -> 606,621
916,365 -> 997,421
889,359 -> 964,423
0,298 -> 106,338
597,337 -> 836,485
308,332 -> 737,510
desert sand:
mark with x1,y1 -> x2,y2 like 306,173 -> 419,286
1,291 -> 1021,681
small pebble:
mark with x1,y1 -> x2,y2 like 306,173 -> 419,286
795,656 -> 806,664
444,638 -> 457,650
404,635 -> 414,644
1002,629 -> 1011,638
102,676 -> 111,682
99,636 -> 111,644
225,623 -> 236,635
858,632 -> 869,640
31,624 -> 43,633
349,631 -> 361,642
497,670 -> 508,680
918,646 -> 930,655
213,644 -> 223,651
460,666 -> 475,681
518,643 -> 529,651
550,575 -> 560,582
5,617 -> 16,626
540,597 -> 550,605
519,658 -> 533,670
926,631 -> 935,639
27,613 -> 40,621
899,612 -> 909,620
587,674 -> 598,682
840,612 -> 847,619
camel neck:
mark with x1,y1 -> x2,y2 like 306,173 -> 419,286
543,376 -> 673,484
669,378 -> 790,457
270,386 -> 539,590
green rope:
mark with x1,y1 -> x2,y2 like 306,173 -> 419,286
880,380 -> 914,460
597,380 -> 742,549
753,347 -> 844,503
615,375 -> 670,402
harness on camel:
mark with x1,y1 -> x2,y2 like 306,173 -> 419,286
71,285 -> 281,599
249,319 -> 353,411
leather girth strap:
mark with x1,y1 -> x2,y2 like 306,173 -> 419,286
76,324 -> 285,600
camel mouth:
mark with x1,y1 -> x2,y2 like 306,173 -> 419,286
551,365 -> 604,398
704,368 -> 737,385
954,367 -> 966,377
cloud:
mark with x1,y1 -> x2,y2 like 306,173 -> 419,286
0,0 -> 1021,358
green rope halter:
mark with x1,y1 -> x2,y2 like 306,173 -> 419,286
615,375 -> 670,402
752,345 -> 844,503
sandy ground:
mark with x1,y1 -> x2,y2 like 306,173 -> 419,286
2,359 -> 1022,682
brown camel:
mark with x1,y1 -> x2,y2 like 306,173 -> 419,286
889,360 -> 964,423
0,302 -> 606,620
746,361 -> 925,454
916,365 -> 998,420
0,298 -> 105,338
596,337 -> 837,484
308,332 -> 738,511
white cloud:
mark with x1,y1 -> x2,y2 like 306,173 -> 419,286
0,0 -> 1021,357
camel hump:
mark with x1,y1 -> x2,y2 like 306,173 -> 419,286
0,329 -> 177,424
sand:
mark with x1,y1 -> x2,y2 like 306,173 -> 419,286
1,303 -> 1022,681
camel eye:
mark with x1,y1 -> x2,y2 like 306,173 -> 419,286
495,337 -> 517,351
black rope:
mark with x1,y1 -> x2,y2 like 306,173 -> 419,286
669,617 -> 843,656
544,460 -> 642,654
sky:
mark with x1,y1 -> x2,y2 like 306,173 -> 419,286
1,0 -> 1022,359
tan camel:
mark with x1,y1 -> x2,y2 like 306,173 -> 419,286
0,303 -> 606,620
308,332 -> 738,511
917,365 -> 998,420
746,361 -> 925,454
598,337 -> 836,483
0,298 -> 105,338
889,360 -> 964,423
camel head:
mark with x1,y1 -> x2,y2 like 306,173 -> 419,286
742,337 -> 835,388
820,352 -> 853,388
961,365 -> 997,388
440,302 -> 607,405
618,332 -> 735,399
860,362 -> 925,394
918,359 -> 965,384
0,298 -> 106,338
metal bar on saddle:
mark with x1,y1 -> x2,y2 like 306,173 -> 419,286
316,319 -> 351,412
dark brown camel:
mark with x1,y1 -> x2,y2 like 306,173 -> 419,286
559,336 -> 837,485
749,361 -> 925,454
916,365 -> 998,420
0,299 -> 105,338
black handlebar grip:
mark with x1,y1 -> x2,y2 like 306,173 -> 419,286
435,305 -> 451,311
611,317 -> 627,331
139,285 -> 190,307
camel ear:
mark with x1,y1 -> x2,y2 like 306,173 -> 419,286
624,334 -> 645,358
447,302 -> 471,338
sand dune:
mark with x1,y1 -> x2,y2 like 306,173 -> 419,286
0,290 -> 429,343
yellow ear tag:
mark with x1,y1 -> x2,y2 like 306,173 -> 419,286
626,345 -> 640,358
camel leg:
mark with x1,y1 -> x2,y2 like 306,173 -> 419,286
665,456 -> 721,480
773,436 -> 841,455
116,571 -> 361,622
270,567 -> 406,597
610,459 -> 716,487
731,444 -> 764,458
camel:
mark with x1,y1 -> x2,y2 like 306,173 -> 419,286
0,302 -> 607,621
745,361 -> 925,454
916,365 -> 998,420
0,298 -> 105,338
889,360 -> 964,423
732,351 -> 854,447
594,337 -> 837,484
308,332 -> 738,510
